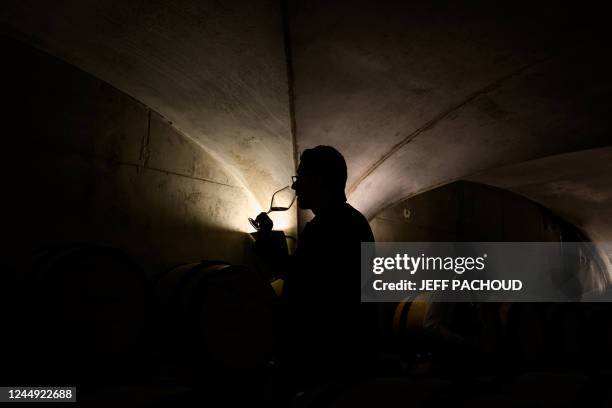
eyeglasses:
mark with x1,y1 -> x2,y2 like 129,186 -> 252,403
292,174 -> 312,184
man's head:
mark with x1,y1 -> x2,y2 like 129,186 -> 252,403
291,145 -> 347,211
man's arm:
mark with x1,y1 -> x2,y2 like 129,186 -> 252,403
252,212 -> 293,281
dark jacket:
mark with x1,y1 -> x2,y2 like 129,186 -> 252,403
278,202 -> 377,386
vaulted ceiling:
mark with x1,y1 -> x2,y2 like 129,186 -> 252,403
1,0 -> 294,215
288,1 -> 611,235
1,0 -> 611,244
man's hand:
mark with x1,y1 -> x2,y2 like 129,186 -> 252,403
255,212 -> 273,234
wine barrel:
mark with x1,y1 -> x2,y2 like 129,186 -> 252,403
155,261 -> 278,373
16,244 -> 148,383
392,292 -> 434,338
393,295 -> 481,338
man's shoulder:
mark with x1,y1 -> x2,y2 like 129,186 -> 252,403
343,203 -> 375,241
306,203 -> 374,241
343,202 -> 367,221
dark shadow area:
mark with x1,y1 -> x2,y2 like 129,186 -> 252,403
2,1 -> 612,406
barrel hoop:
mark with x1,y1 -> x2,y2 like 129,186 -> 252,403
393,297 -> 412,332
406,292 -> 433,332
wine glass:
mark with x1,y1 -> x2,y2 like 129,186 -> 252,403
248,185 -> 296,231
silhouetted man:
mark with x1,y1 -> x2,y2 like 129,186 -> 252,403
254,145 -> 377,391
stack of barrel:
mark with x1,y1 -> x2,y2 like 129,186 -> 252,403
11,244 -> 149,387
153,261 -> 279,388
